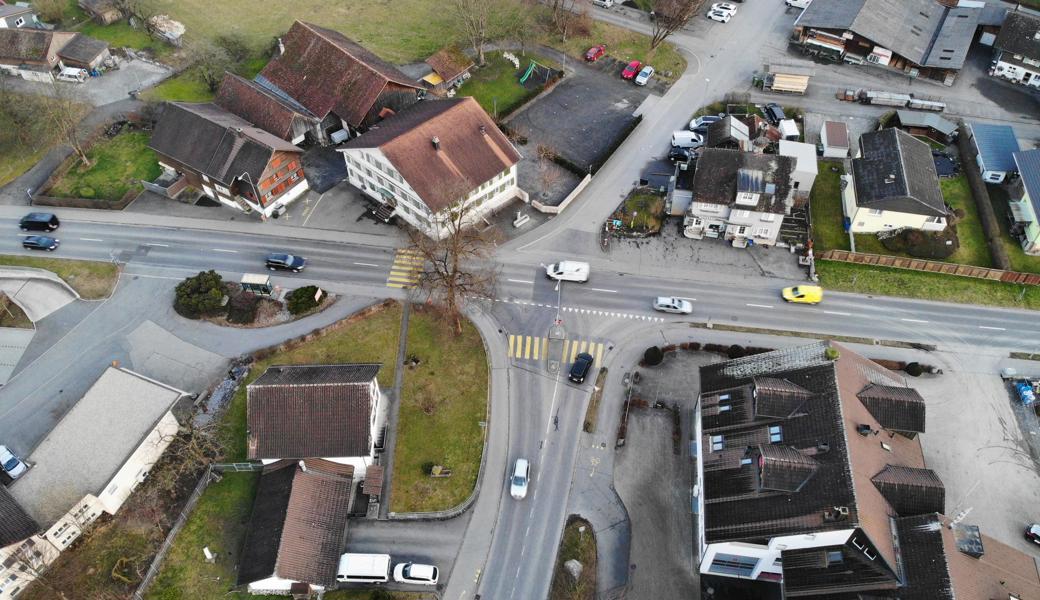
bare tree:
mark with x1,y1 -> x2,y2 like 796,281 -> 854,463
650,0 -> 706,49
451,0 -> 494,66
32,0 -> 66,23
184,39 -> 233,92
407,182 -> 497,335
135,422 -> 222,533
44,82 -> 90,166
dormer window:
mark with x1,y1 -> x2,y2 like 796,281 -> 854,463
710,435 -> 725,451
768,425 -> 782,443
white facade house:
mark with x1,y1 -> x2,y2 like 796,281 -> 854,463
779,140 -> 818,195
0,368 -> 186,598
844,128 -> 947,234
339,97 -> 525,239
247,364 -> 386,479
991,11 -> 1040,89
820,121 -> 850,158
1008,150 -> 1040,256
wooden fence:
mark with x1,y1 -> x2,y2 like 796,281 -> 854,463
819,249 -> 1040,285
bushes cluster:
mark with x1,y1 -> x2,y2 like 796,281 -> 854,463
701,343 -> 773,359
880,227 -> 959,260
286,286 -> 323,315
174,270 -> 225,319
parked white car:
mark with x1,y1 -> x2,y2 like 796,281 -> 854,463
711,2 -> 738,16
707,9 -> 732,23
0,445 -> 27,479
393,562 -> 439,585
689,114 -> 722,132
510,458 -> 530,500
653,297 -> 693,314
634,65 -> 655,86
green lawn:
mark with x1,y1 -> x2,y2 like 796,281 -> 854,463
988,184 -> 1040,275
142,68 -> 216,102
549,517 -> 597,600
0,255 -> 119,299
80,21 -> 172,57
391,305 -> 489,512
809,160 -> 849,252
48,130 -> 161,201
0,95 -> 89,188
458,54 -> 544,119
816,260 -> 1040,311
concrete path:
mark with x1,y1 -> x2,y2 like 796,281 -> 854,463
0,328 -> 35,386
0,269 -> 79,321
379,302 -> 410,519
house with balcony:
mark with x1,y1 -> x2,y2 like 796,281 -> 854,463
842,128 -> 948,234
695,342 -> 1040,599
338,97 -> 524,239
148,102 -> 309,219
682,149 -> 796,247
991,10 -> 1040,89
1007,149 -> 1040,256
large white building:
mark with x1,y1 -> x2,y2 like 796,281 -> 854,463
0,368 -> 186,598
339,97 -> 525,239
991,11 -> 1040,89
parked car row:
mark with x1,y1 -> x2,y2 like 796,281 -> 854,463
584,45 -> 655,85
336,553 -> 438,585
708,2 -> 739,23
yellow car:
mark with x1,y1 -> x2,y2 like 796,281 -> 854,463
782,285 -> 823,305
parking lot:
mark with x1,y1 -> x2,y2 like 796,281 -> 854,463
1,58 -> 171,106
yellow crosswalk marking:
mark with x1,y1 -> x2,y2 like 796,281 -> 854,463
508,335 -> 516,358
570,341 -> 580,362
506,335 -> 607,366
532,337 -> 540,360
524,336 -> 532,359
595,342 -> 603,366
561,340 -> 570,364
386,248 -> 424,288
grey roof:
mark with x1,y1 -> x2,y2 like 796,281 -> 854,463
690,149 -> 796,214
995,10 -> 1040,61
0,487 -> 39,547
1014,149 -> 1040,225
795,0 -> 979,70
852,128 -> 946,217
8,368 -> 185,526
251,364 -> 381,387
0,5 -> 34,18
895,110 -> 957,137
149,102 -> 301,187
970,122 -> 1021,173
57,33 -> 108,64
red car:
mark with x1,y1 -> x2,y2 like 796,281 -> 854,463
584,45 -> 606,62
621,60 -> 642,80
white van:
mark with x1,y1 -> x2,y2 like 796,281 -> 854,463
785,0 -> 812,8
591,0 -> 614,6
671,130 -> 704,149
56,67 -> 87,83
545,261 -> 590,283
336,553 -> 391,584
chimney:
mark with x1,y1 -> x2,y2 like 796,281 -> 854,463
277,37 -> 285,56
298,460 -> 307,472
884,173 -> 896,184
479,125 -> 486,135
857,424 -> 872,436
432,136 -> 440,151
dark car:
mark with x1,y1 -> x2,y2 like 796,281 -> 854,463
569,352 -> 594,384
19,212 -> 59,232
265,253 -> 306,272
763,102 -> 786,125
1027,524 -> 1040,545
22,235 -> 59,251
668,147 -> 692,162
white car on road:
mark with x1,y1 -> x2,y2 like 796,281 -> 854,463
711,2 -> 738,16
653,297 -> 693,314
707,9 -> 732,23
0,445 -> 27,479
510,458 -> 530,500
393,562 -> 439,585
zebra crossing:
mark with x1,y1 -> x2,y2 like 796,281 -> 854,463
507,334 -> 605,366
386,248 -> 423,289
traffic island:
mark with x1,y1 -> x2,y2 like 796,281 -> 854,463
549,516 -> 598,600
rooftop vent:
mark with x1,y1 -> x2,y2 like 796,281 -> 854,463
884,173 -> 896,184
857,423 -> 872,436
823,506 -> 849,522
953,523 -> 985,558
432,136 -> 440,150
479,125 -> 487,135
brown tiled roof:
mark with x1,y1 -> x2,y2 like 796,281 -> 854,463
941,514 -> 1040,600
691,148 -> 795,214
757,444 -> 819,492
237,460 -> 353,587
425,45 -> 474,82
754,377 -> 813,419
343,97 -> 521,213
0,486 -> 38,547
363,464 -> 384,498
0,28 -> 53,63
259,21 -> 421,127
871,464 -> 944,516
824,121 -> 849,148
215,73 -> 317,141
247,364 -> 381,460
857,383 -> 926,434
57,33 -> 108,64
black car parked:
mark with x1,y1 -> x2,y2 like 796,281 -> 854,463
265,253 -> 306,272
568,352 -> 594,384
22,235 -> 59,251
19,212 -> 59,232
668,147 -> 693,162
763,103 -> 786,126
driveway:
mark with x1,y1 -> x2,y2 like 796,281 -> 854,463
0,58 -> 172,106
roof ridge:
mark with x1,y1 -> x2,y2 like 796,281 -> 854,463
299,21 -> 408,85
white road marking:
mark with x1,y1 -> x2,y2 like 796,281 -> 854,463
211,248 -> 237,253
145,243 -> 169,247
746,303 -> 774,309
979,325 -> 1007,331
507,278 -> 534,284
353,262 -> 380,267
900,318 -> 929,323
79,237 -> 104,242
589,287 -> 617,293
823,310 -> 851,316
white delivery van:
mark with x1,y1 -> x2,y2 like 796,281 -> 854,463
785,0 -> 812,8
778,119 -> 800,141
336,553 -> 392,584
545,261 -> 590,283
56,67 -> 87,83
671,130 -> 704,149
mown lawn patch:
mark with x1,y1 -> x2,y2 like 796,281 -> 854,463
809,160 -> 849,252
459,54 -> 551,119
142,68 -> 215,102
989,184 -> 1040,275
48,130 -> 160,201
0,255 -> 118,299
80,21 -> 172,57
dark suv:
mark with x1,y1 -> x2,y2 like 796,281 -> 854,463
568,352 -> 594,384
19,212 -> 60,232
265,253 -> 306,272
763,103 -> 786,126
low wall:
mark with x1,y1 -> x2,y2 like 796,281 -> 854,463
532,173 -> 592,214
819,249 -> 1040,285
31,188 -> 141,210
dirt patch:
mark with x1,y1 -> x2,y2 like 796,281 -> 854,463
0,293 -> 33,329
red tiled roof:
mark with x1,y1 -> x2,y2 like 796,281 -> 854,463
425,45 -> 474,82
259,21 -> 421,127
215,72 -> 316,141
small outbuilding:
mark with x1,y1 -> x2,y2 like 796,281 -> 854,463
424,45 -> 474,92
967,122 -> 1021,183
893,110 -> 957,145
820,121 -> 849,158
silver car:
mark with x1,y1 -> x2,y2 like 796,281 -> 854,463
0,445 -> 27,479
510,458 -> 530,500
653,297 -> 693,314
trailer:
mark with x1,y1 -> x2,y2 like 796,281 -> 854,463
762,63 -> 814,95
860,90 -> 912,107
907,98 -> 946,112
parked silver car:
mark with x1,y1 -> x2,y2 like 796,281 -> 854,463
653,297 -> 694,314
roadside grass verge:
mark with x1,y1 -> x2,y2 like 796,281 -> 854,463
142,68 -> 215,102
809,160 -> 848,252
816,260 -> 1040,311
0,95 -> 90,188
541,19 -> 685,82
549,516 -> 597,600
988,184 -> 1040,275
391,304 -> 489,513
0,255 -> 119,299
0,294 -> 33,328
48,130 -> 160,201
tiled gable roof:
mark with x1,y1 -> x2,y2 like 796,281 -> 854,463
691,149 -> 795,214
995,11 -> 1040,63
756,444 -> 819,492
425,45 -> 474,82
852,128 -> 946,217
246,364 -> 380,460
259,21 -> 421,127
57,33 -> 108,64
754,377 -> 813,419
871,465 -> 944,516
857,383 -> 926,433
215,73 -> 317,141
342,97 -> 521,213
0,28 -> 52,63
0,486 -> 38,547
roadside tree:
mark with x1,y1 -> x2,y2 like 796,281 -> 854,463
650,0 -> 706,49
